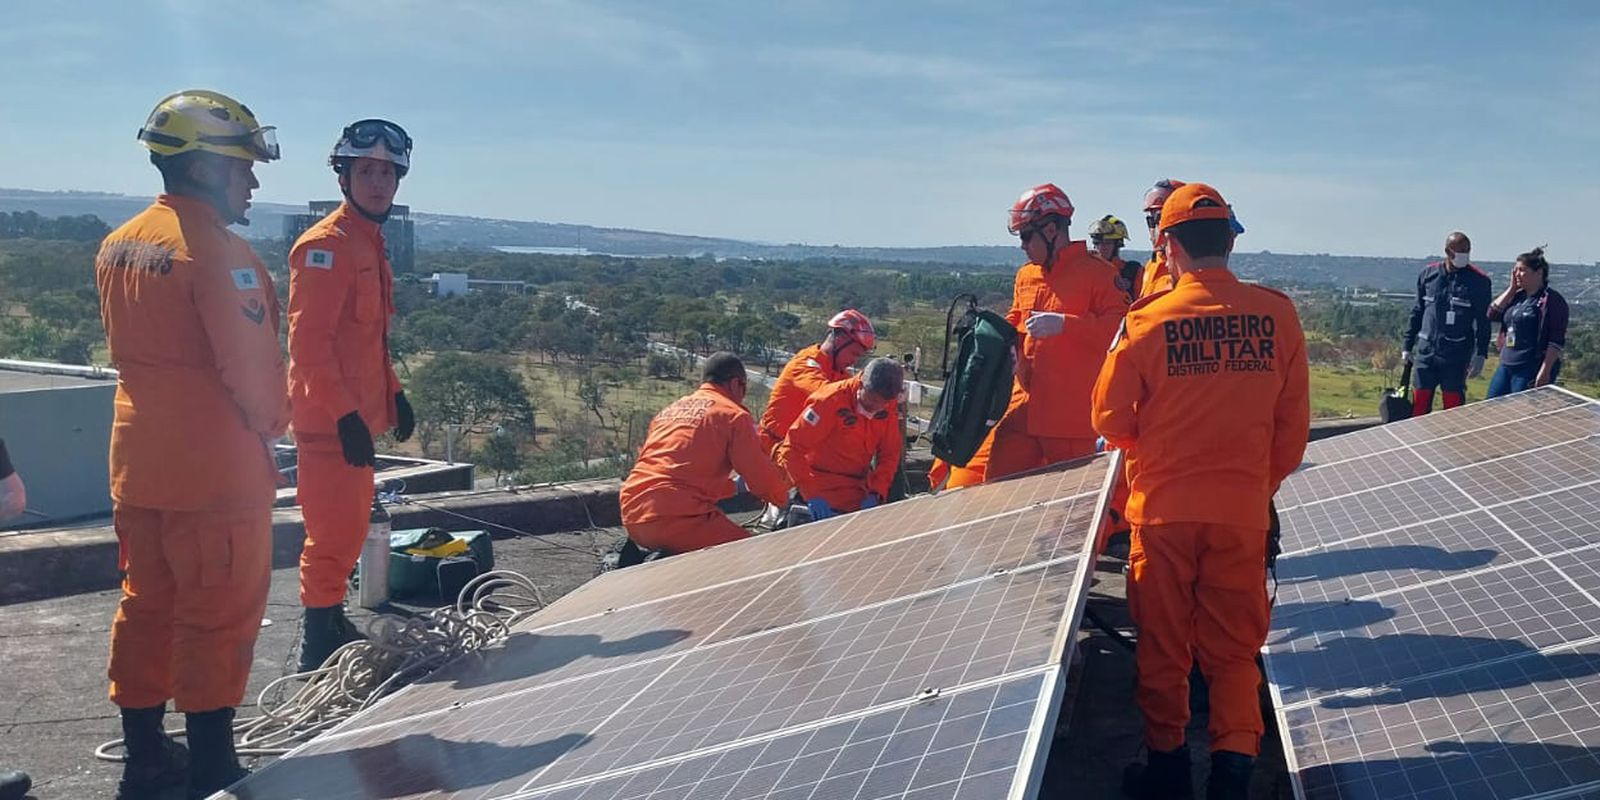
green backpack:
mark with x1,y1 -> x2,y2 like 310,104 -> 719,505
929,294 -> 1019,467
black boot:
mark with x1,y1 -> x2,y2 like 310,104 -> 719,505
115,705 -> 189,800
1206,751 -> 1254,800
1123,745 -> 1194,800
0,768 -> 30,800
297,604 -> 365,672
186,708 -> 246,799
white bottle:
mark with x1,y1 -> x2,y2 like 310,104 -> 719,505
358,494 -> 391,609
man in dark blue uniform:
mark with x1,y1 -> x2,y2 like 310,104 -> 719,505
1402,231 -> 1492,415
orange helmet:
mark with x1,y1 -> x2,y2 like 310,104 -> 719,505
828,309 -> 876,350
1008,183 -> 1074,235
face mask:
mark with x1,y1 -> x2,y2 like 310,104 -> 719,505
1449,251 -> 1471,268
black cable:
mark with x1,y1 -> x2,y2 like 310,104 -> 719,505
1083,605 -> 1137,653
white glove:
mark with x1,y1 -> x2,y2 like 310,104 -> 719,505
0,472 -> 26,523
1401,350 -> 1411,365
1025,311 -> 1066,339
1468,354 -> 1486,379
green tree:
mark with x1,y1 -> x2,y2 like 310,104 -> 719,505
408,354 -> 536,456
479,430 -> 524,485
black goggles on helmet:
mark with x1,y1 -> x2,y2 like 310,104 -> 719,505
342,119 -> 412,155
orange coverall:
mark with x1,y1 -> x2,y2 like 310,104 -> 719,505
988,241 -> 1128,481
1091,268 -> 1310,756
620,383 -> 791,553
287,202 -> 403,608
757,343 -> 849,454
98,194 -> 289,712
775,376 -> 902,512
1139,250 -> 1175,299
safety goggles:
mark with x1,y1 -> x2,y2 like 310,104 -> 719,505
197,126 -> 280,161
342,119 -> 412,156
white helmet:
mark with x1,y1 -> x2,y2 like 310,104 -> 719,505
329,118 -> 411,177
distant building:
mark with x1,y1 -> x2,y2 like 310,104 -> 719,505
282,201 -> 416,274
427,272 -> 532,298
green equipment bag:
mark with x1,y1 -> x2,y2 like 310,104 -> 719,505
929,294 -> 1019,467
388,528 -> 496,602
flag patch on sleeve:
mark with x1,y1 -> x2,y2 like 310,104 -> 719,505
231,268 -> 260,291
802,407 -> 820,426
305,249 -> 335,270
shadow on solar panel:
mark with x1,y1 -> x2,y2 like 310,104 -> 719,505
1266,387 -> 1600,800
221,454 -> 1114,800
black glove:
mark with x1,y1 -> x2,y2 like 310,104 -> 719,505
336,412 -> 376,468
394,391 -> 415,442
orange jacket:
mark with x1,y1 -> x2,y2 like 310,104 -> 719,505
620,383 -> 790,525
1091,269 -> 1310,529
1008,241 -> 1129,440
96,195 -> 289,511
776,376 -> 902,510
287,202 -> 402,438
758,343 -> 849,452
1139,252 -> 1174,299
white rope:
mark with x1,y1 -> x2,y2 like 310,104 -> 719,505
95,569 -> 549,761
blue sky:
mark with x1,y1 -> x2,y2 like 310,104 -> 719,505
2,1 -> 1597,262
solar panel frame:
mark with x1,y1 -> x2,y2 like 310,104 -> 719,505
224,454 -> 1118,800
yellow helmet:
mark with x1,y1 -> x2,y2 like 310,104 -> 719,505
1089,215 -> 1129,242
137,90 -> 279,162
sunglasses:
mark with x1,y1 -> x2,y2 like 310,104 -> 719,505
1020,226 -> 1046,243
1144,212 -> 1161,229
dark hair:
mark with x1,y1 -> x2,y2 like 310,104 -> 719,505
1518,246 -> 1549,274
151,151 -> 203,194
701,352 -> 746,385
1166,218 -> 1233,259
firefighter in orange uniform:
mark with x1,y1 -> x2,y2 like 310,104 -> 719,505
100,90 -> 288,799
1090,215 -> 1139,302
287,119 -> 415,671
621,353 -> 792,555
776,358 -> 904,519
757,309 -> 875,454
1137,179 -> 1185,299
1092,183 -> 1309,799
986,183 -> 1128,481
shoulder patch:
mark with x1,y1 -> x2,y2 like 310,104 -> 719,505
802,406 -> 821,426
804,358 -> 821,369
304,249 -> 335,270
230,268 -> 260,291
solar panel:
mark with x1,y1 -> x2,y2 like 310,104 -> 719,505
223,455 -> 1112,800
1266,387 -> 1600,800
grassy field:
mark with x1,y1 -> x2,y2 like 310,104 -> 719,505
1309,358 -> 1600,418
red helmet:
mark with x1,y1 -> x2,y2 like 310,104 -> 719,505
828,309 -> 876,350
1008,183 -> 1074,235
1142,178 -> 1187,213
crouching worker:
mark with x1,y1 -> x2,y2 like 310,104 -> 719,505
777,357 -> 904,521
619,353 -> 791,563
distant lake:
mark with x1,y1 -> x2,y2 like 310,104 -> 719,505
494,246 -> 592,255
492,246 -> 713,260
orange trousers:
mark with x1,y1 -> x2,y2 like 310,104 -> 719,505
1128,522 -> 1269,756
296,435 -> 376,608
987,402 -> 1095,482
107,504 -> 271,712
625,511 -> 750,554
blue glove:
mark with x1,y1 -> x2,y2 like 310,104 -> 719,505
733,475 -> 748,495
807,498 -> 836,521
860,494 -> 880,510
1094,437 -> 1108,454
